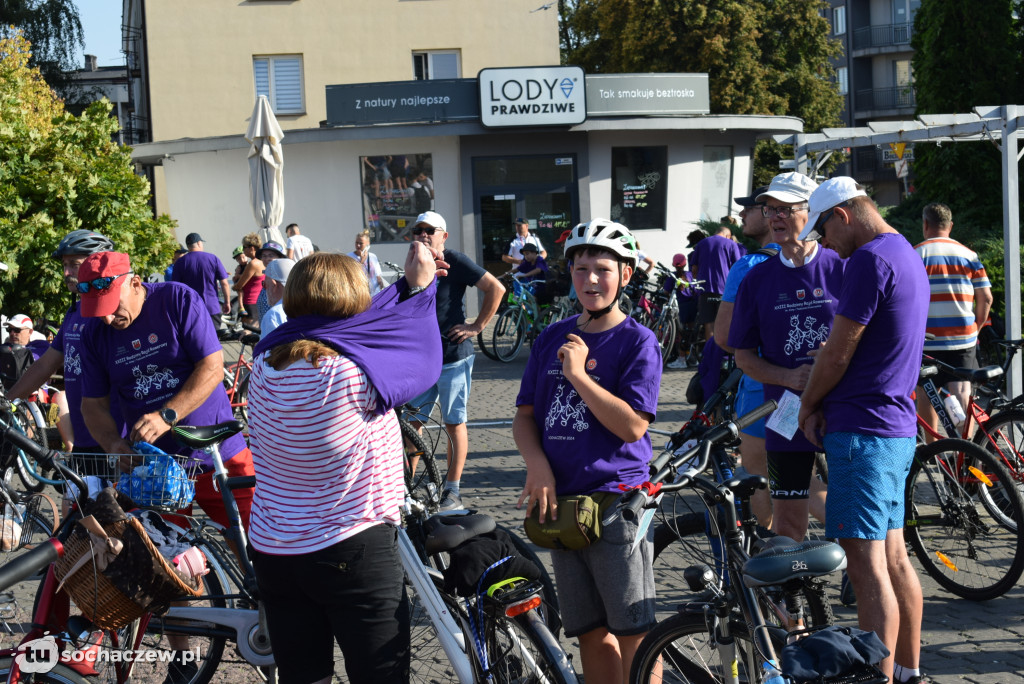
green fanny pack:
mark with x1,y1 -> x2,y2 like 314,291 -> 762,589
523,492 -> 618,551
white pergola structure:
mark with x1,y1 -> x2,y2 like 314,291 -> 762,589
775,105 -> 1023,397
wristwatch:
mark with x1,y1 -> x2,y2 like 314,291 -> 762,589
159,407 -> 179,427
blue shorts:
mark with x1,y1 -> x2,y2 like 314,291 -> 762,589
408,354 -> 474,425
823,432 -> 915,541
734,375 -> 766,439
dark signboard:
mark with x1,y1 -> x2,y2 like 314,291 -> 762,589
611,146 -> 668,231
325,79 -> 480,126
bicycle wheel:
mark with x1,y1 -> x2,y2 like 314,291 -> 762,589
477,330 -> 499,361
494,523 -> 561,636
233,370 -> 250,426
401,419 -> 443,511
654,315 -> 678,363
491,308 -> 526,363
653,514 -> 832,629
974,408 -> 1024,485
904,438 -> 1024,600
0,659 -> 90,683
629,611 -> 782,684
10,404 -> 46,493
480,608 -> 575,684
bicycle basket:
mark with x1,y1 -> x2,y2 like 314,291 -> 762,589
67,450 -> 202,511
54,488 -> 203,630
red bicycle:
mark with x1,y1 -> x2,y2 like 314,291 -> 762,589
223,332 -> 259,426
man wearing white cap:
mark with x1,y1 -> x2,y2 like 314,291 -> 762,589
727,172 -> 842,543
408,211 -> 505,511
797,177 -> 929,684
260,258 -> 296,336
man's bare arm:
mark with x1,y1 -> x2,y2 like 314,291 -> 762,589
130,350 -> 225,444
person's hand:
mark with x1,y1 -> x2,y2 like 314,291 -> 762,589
558,333 -> 589,380
130,411 -> 171,446
799,404 -> 826,448
517,464 -> 558,523
404,241 -> 449,288
446,323 -> 481,344
221,301 -> 231,315
787,364 -> 812,391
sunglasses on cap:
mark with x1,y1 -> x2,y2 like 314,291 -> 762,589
412,226 -> 441,236
76,272 -> 133,294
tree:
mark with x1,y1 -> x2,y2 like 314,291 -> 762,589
1,0 -> 85,94
560,0 -> 843,184
909,0 -> 1023,231
0,31 -> 177,320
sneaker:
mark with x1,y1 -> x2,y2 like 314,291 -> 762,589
666,358 -> 687,369
163,653 -> 199,684
902,677 -> 930,684
438,488 -> 466,512
839,570 -> 857,607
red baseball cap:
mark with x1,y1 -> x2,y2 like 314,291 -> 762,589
78,251 -> 133,318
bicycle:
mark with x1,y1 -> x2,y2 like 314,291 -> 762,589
222,331 -> 259,426
620,402 -> 883,684
490,276 -> 567,363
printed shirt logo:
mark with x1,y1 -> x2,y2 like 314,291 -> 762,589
65,345 -> 82,376
813,288 -> 823,298
132,339 -> 141,350
796,289 -> 806,300
148,333 -> 158,344
132,364 -> 180,399
784,315 -> 830,356
544,383 -> 590,433
586,358 -> 597,371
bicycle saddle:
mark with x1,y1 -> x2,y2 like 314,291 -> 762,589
742,536 -> 846,587
171,420 -> 246,448
240,332 -> 261,347
722,474 -> 768,500
423,513 -> 496,556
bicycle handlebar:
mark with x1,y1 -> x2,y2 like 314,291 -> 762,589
0,539 -> 63,592
1,414 -> 88,499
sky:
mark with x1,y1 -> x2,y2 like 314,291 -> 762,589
76,0 -> 124,67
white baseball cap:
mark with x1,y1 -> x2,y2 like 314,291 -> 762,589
414,211 -> 447,232
6,314 -> 33,330
756,172 -> 818,204
800,177 -> 869,241
265,258 -> 295,284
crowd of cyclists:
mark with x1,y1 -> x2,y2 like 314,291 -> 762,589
0,169 -> 1010,684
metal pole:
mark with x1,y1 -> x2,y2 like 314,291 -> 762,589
1001,105 -> 1021,398
794,134 -> 808,176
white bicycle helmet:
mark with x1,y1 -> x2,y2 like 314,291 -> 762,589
563,219 -> 638,269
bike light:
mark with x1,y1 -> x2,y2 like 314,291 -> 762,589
935,551 -> 958,572
504,596 -> 542,617
966,466 -> 994,487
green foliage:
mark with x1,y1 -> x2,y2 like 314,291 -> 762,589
0,31 -> 177,320
1,1 -> 85,98
560,0 -> 843,183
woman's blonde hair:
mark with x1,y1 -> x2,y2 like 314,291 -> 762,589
356,230 -> 372,243
242,232 -> 261,250
267,253 -> 371,370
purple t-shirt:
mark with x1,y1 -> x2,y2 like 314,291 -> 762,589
729,248 -> 845,451
51,302 -> 125,449
169,251 -> 229,316
692,235 -> 744,295
824,234 -> 929,438
516,315 -> 661,496
80,282 -> 244,466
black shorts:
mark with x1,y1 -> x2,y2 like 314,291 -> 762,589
696,293 -> 722,326
766,450 -> 819,500
925,347 -> 979,387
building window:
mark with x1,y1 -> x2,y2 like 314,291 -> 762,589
611,147 -> 668,230
837,67 -> 849,95
253,55 -> 304,114
833,6 -> 846,35
412,51 -> 460,80
700,146 -> 733,222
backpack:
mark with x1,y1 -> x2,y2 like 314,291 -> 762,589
412,183 -> 432,213
0,344 -> 33,391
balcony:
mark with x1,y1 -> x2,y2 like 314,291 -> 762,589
852,23 -> 914,52
854,86 -> 916,115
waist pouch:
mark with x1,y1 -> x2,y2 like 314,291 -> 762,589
523,492 -> 617,551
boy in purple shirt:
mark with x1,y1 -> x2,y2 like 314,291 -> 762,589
515,219 -> 661,684
798,178 -> 929,684
689,224 -> 744,340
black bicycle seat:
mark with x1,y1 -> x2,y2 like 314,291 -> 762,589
240,332 -> 261,347
742,536 -> 846,586
423,513 -> 496,556
171,420 -> 246,448
722,474 -> 768,500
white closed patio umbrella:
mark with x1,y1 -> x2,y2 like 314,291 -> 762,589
246,95 -> 286,246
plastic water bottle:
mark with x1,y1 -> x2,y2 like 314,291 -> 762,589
940,390 -> 967,427
761,658 -> 787,684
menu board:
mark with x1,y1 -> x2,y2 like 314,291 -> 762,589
611,146 -> 668,231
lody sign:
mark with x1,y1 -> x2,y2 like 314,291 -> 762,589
586,74 -> 710,116
478,66 -> 586,128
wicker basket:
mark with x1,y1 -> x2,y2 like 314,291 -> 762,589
54,516 -> 204,630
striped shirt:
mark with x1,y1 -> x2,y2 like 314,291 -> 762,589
247,352 -> 404,555
914,237 -> 991,351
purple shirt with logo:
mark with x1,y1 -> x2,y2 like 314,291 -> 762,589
729,248 -> 845,451
824,234 -> 929,438
51,302 -> 125,448
692,235 -> 744,295
169,251 -> 229,316
80,282 -> 244,466
516,315 -> 661,496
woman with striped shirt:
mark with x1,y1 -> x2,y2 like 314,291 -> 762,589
248,245 -> 445,684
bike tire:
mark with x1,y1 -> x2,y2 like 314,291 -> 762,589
477,330 -> 499,361
11,404 -> 46,493
629,610 -> 783,684
234,370 -> 250,426
483,608 -> 576,684
652,514 -> 832,629
494,523 -> 561,636
401,419 -> 443,511
491,308 -> 526,363
904,438 -> 1024,600
973,408 -> 1024,488
654,314 -> 678,363
0,658 -> 90,683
